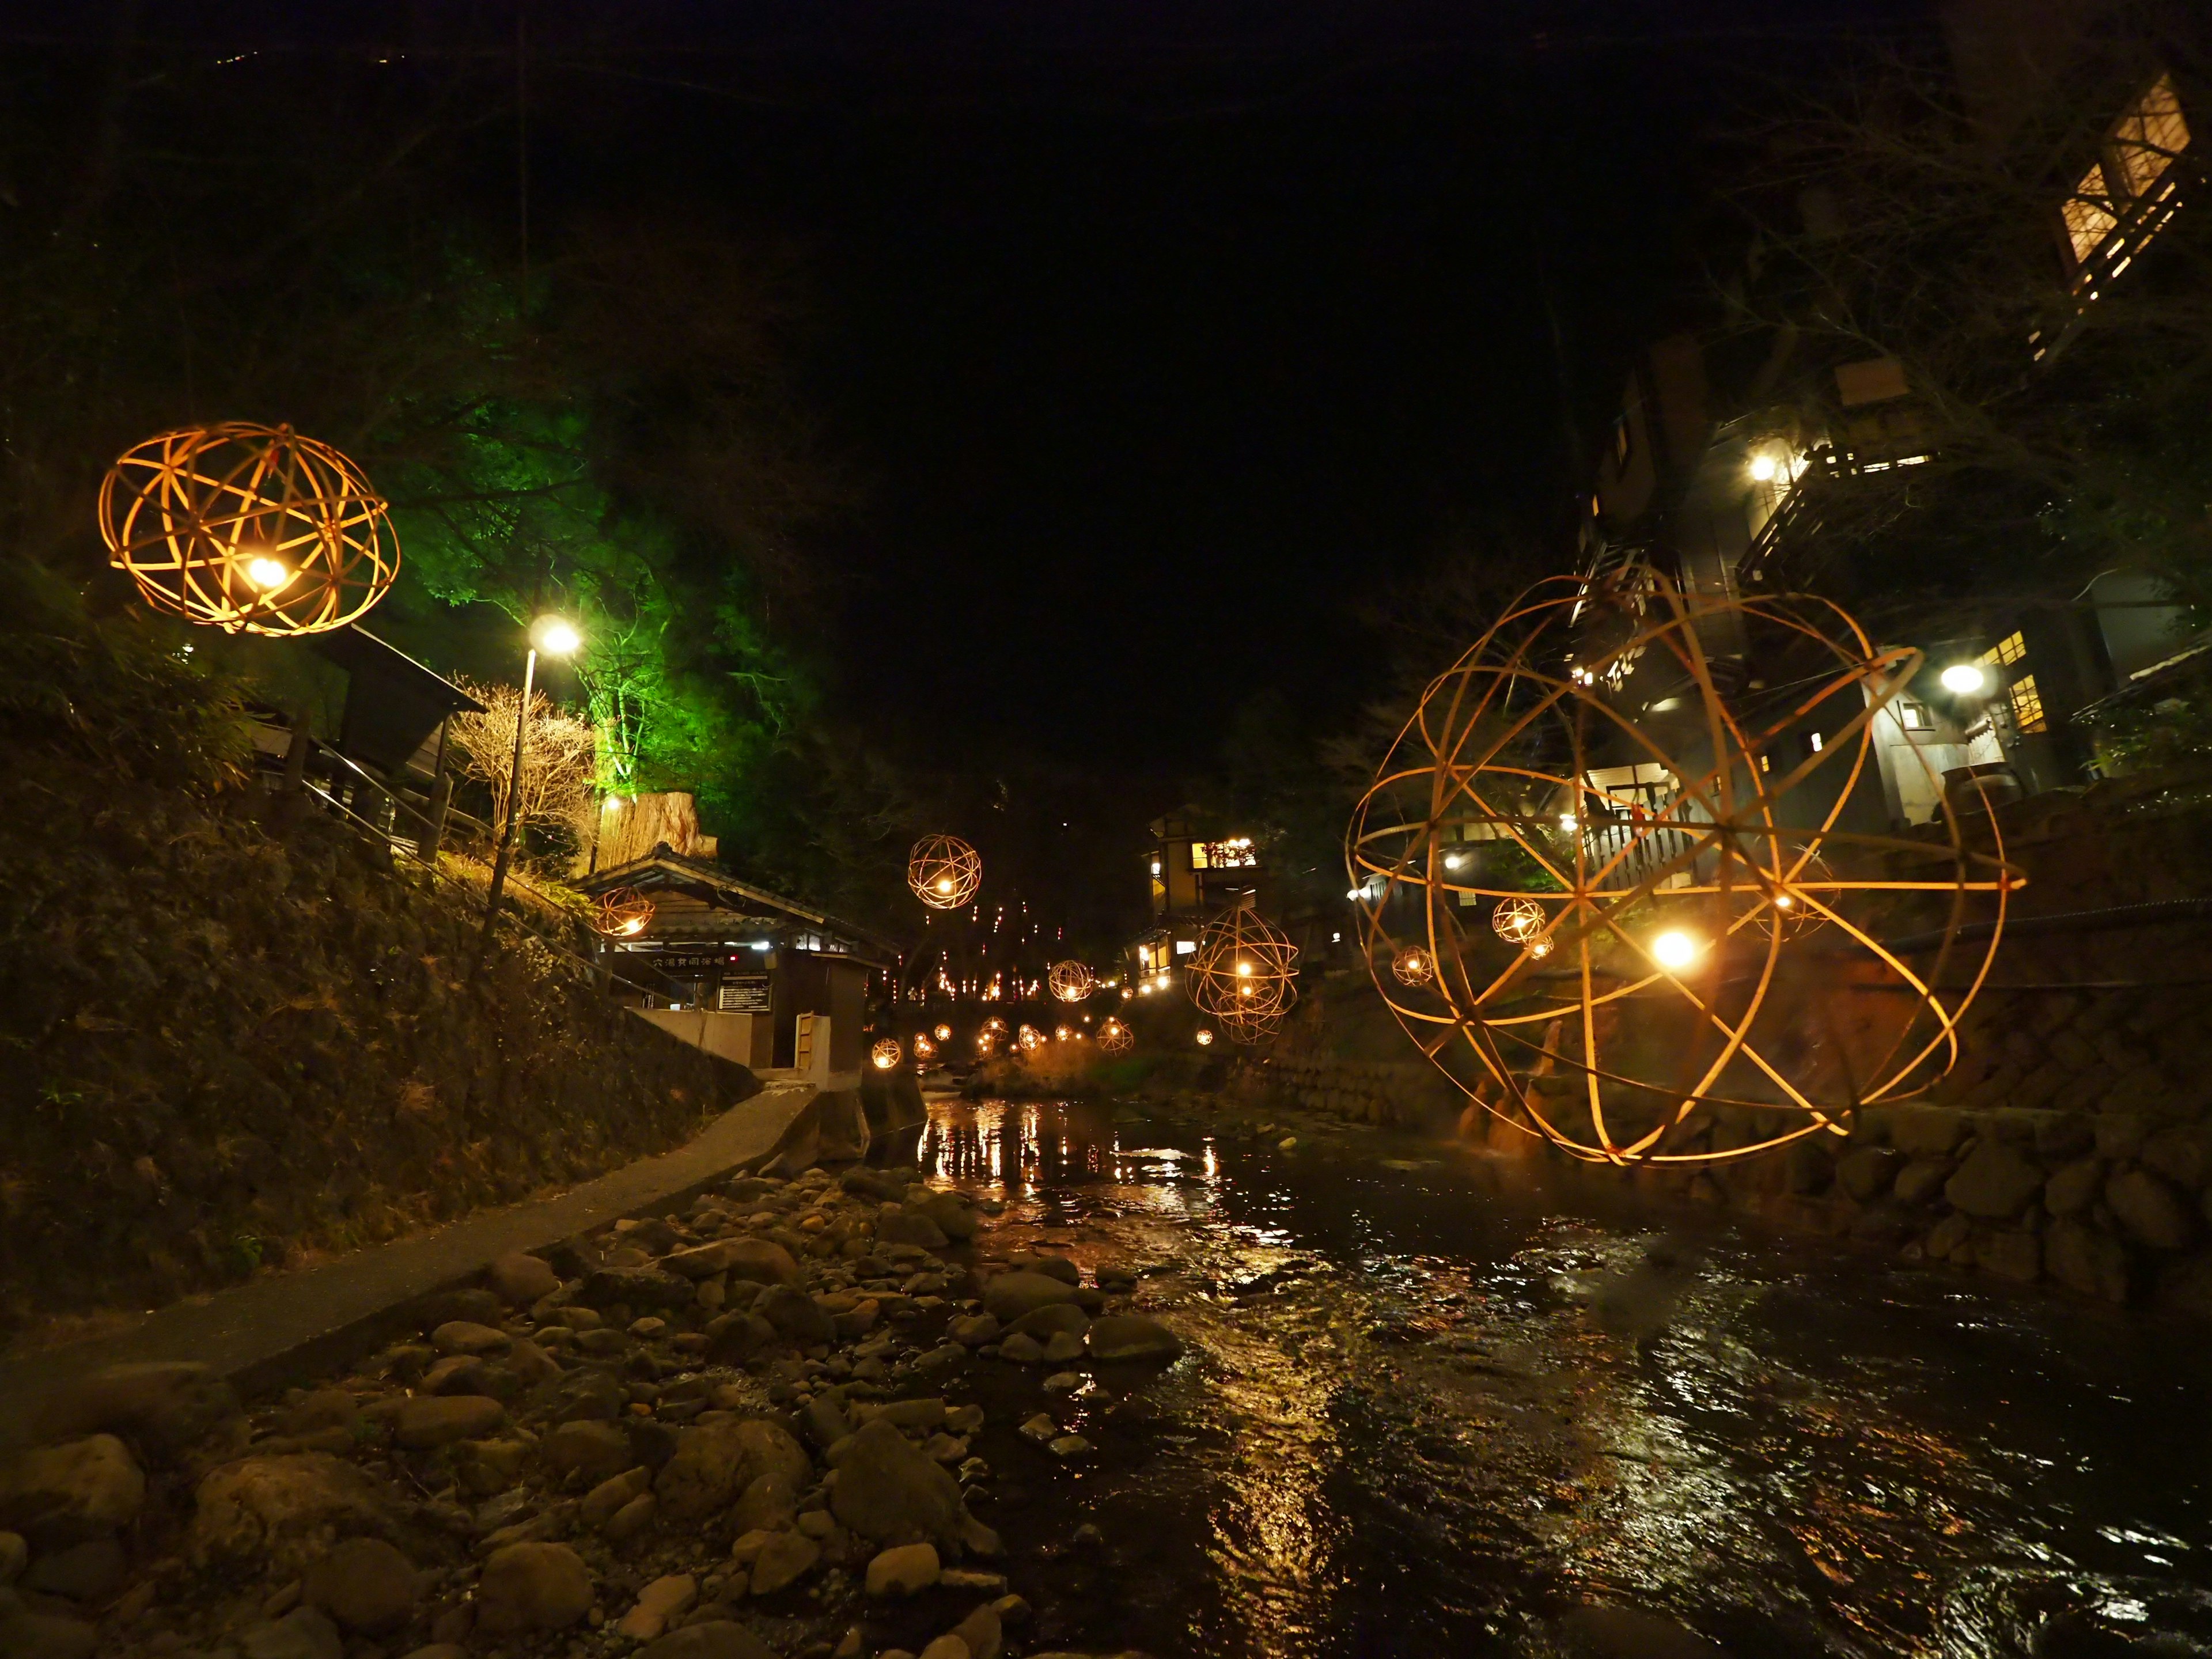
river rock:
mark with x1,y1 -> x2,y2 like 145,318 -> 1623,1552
1975,1230 -> 2041,1282
488,1251 -> 562,1305
2043,1157 -> 2104,1215
877,1207 -> 949,1251
27,1361 -> 243,1461
303,1536 -> 419,1633
731,1470 -> 801,1533
423,1287 -> 504,1330
583,1267 -> 691,1310
0,1531 -> 24,1582
656,1419 -> 811,1521
866,1542 -> 940,1596
476,1541 -> 592,1633
23,1536 -> 123,1602
706,1312 -> 779,1362
1040,1330 -> 1086,1363
543,1420 -> 637,1485
949,1313 -> 1002,1347
2106,1168 -> 2195,1249
617,1573 -> 698,1639
669,1239 -> 804,1286
420,1355 -> 505,1397
191,1454 -> 395,1575
757,1285 -> 836,1343
748,1528 -> 821,1594
1086,1315 -> 1183,1361
607,1491 -> 657,1540
1007,1253 -> 1081,1285
1889,1108 -> 1967,1156
912,1191 -> 979,1240
396,1395 -> 505,1448
637,1620 -> 779,1659
1007,1304 -> 1089,1339
1893,1157 -> 1953,1206
0,1436 -> 144,1546
951,1602 -> 1003,1659
0,1604 -> 99,1659
431,1320 -> 510,1357
982,1272 -> 1080,1322
581,1465 -> 653,1528
283,1389 -> 360,1437
1944,1139 -> 2044,1218
238,1604 -> 343,1659
1836,1146 -> 1900,1203
2046,1219 -> 2130,1302
918,1636 -> 969,1659
996,1332 -> 1045,1363
830,1419 -> 963,1547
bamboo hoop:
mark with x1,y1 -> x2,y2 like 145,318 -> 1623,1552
1345,572 -> 2022,1167
99,423 -> 399,636
908,835 -> 982,909
590,887 -> 656,939
1048,960 -> 1097,1002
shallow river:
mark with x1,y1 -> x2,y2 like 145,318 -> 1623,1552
913,1094 -> 2212,1659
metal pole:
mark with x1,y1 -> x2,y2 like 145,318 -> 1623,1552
482,646 -> 537,932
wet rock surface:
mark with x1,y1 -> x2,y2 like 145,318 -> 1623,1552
7,1090 -> 2210,1659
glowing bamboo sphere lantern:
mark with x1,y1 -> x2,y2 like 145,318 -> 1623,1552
912,1033 -> 937,1060
1346,571 -> 2021,1168
99,423 -> 399,636
1016,1024 -> 1043,1053
908,835 -> 982,909
984,1016 -> 1009,1036
590,887 -> 656,939
934,1023 -> 953,1042
1194,1028 -> 1215,1047
1185,897 -> 1299,1028
1097,1018 -> 1135,1055
1392,947 -> 1435,987
1048,960 -> 1097,1002
870,1037 -> 904,1070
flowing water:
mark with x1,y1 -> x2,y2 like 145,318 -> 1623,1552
915,1095 -> 2212,1658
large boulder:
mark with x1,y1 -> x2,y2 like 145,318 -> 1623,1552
302,1536 -> 419,1634
1086,1315 -> 1183,1362
0,1436 -> 145,1547
476,1541 -> 593,1634
829,1419 -> 963,1547
191,1455 -> 396,1577
655,1420 -> 810,1522
1944,1139 -> 2044,1219
980,1271 -> 1081,1323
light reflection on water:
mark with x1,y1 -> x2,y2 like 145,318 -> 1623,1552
919,1097 -> 2212,1658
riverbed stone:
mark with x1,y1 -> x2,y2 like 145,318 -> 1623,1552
757,1285 -> 836,1343
396,1394 -> 505,1448
238,1604 -> 343,1659
1836,1146 -> 1900,1203
1975,1230 -> 2041,1282
0,1531 -> 24,1582
996,1332 -> 1045,1363
2043,1157 -> 2104,1215
637,1620 -> 779,1659
2106,1168 -> 2195,1249
476,1541 -> 592,1633
302,1535 -> 419,1634
982,1271 -> 1080,1321
190,1454 -> 393,1575
581,1465 -> 654,1528
866,1542 -> 941,1596
431,1320 -> 510,1357
656,1419 -> 811,1522
949,1313 -> 1002,1346
1925,1211 -> 1972,1260
2047,1220 -> 2131,1302
1007,1304 -> 1089,1339
23,1536 -> 124,1603
831,1419 -> 964,1547
0,1436 -> 144,1547
749,1528 -> 822,1593
543,1419 -> 637,1485
617,1573 -> 698,1639
488,1250 -> 561,1305
1944,1139 -> 2044,1218
1889,1108 -> 1967,1156
1086,1314 -> 1183,1361
29,1361 -> 244,1461
1892,1157 -> 1952,1206
951,1602 -> 1003,1659
0,1606 -> 99,1659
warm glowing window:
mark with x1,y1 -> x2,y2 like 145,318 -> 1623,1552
2111,74 -> 2191,200
1897,699 -> 1933,731
1190,836 -> 1257,870
2063,164 -> 2119,264
2008,675 -> 2046,733
1981,631 -> 2027,670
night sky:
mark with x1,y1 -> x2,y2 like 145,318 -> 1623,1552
529,1 -> 1936,782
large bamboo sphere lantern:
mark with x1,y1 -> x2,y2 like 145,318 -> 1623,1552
1048,960 -> 1097,1002
1097,1018 -> 1135,1055
1346,572 -> 2021,1167
590,887 -> 656,939
908,835 -> 982,909
1185,898 -> 1300,1031
99,423 -> 399,637
871,1037 -> 904,1070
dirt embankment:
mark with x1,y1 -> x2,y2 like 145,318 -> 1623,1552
0,751 -> 756,1342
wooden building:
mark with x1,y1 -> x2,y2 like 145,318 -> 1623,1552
577,846 -> 898,1084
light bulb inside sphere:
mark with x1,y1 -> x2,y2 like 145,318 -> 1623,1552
1236,961 -> 1252,976
1559,813 -> 1579,832
1652,929 -> 1702,971
1748,453 -> 1778,482
243,555 -> 290,591
936,877 -> 953,894
532,616 -> 582,657
1774,894 -> 1794,909
1940,662 -> 1987,695
1195,1029 -> 1214,1046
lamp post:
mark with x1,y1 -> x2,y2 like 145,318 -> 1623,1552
482,615 -> 581,933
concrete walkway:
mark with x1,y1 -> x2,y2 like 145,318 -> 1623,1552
0,1080 -> 821,1442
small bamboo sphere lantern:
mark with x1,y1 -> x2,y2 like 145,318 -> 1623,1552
908,835 -> 982,909
912,1033 -> 937,1060
975,1031 -> 998,1056
590,887 -> 656,939
934,1023 -> 953,1041
1392,947 -> 1435,986
1016,1024 -> 1043,1052
1185,898 -> 1300,1026
1491,895 -> 1551,954
1194,1028 -> 1215,1047
1048,960 -> 1097,1002
983,1016 -> 1009,1035
1097,1018 -> 1135,1054
870,1037 -> 904,1070
99,423 -> 399,637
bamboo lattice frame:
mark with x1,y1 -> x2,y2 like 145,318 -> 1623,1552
1346,573 -> 2022,1166
1097,1018 -> 1135,1054
908,835 -> 983,909
100,423 -> 399,637
871,1037 -> 904,1070
1048,960 -> 1097,1002
1186,897 -> 1299,1045
590,887 -> 656,939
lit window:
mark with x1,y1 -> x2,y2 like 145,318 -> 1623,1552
1758,753 -> 1771,774
1808,730 -> 1824,752
2064,163 -> 2120,265
2008,675 -> 2047,733
1175,940 -> 1196,955
2111,74 -> 2191,200
1190,837 -> 1257,870
1981,631 -> 2027,670
1897,700 -> 1933,731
